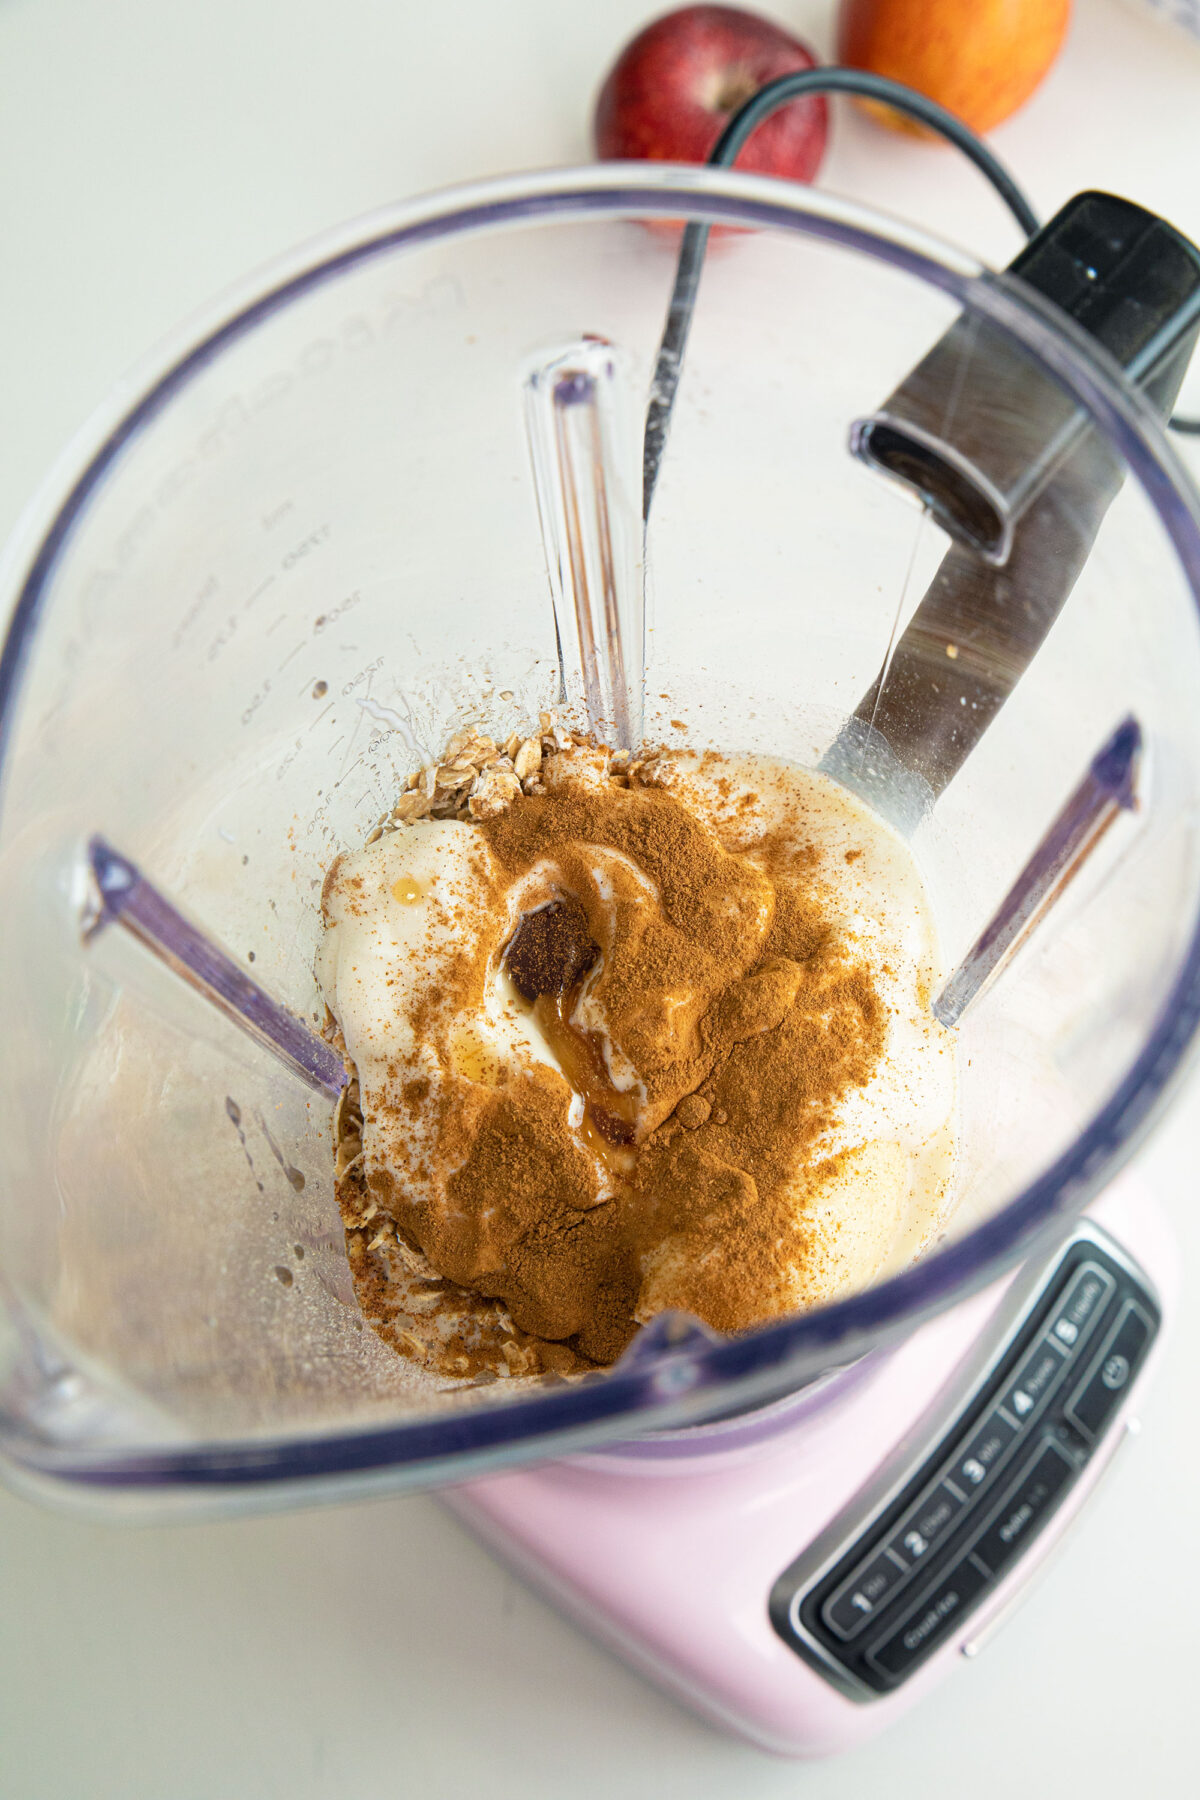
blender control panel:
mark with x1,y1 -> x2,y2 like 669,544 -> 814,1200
769,1233 -> 1159,1696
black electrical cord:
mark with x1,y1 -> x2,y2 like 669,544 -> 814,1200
712,67 -> 1042,236
642,65 -> 1198,519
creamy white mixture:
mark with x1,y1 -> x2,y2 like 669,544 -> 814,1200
318,751 -> 958,1318
641,752 -> 957,1303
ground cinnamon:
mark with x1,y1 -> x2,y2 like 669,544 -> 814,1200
327,737 -> 890,1378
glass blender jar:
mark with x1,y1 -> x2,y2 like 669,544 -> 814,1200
1,165 -> 1199,1750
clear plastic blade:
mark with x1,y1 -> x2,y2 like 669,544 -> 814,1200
933,717 -> 1141,1029
525,339 -> 645,751
83,836 -> 346,1099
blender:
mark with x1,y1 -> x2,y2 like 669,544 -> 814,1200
2,165 -> 1200,1757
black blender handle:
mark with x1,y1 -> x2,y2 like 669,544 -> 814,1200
853,192 -> 1200,564
1009,189 -> 1200,377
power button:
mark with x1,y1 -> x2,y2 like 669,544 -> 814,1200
1066,1302 -> 1152,1441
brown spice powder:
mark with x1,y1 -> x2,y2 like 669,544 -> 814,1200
331,746 -> 886,1375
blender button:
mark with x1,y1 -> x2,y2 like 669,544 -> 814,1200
1001,1341 -> 1067,1426
953,1413 -> 1018,1492
906,1480 -> 967,1549
866,1558 -> 991,1681
886,1479 -> 962,1571
970,1441 -> 1076,1578
1066,1301 -> 1153,1440
822,1549 -> 907,1641
1051,1263 -> 1116,1353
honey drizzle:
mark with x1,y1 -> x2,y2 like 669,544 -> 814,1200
531,975 -> 639,1177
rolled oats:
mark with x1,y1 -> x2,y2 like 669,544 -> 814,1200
329,711 -> 603,1381
513,737 -> 541,782
434,763 -> 475,792
391,790 -> 431,824
467,766 -> 522,819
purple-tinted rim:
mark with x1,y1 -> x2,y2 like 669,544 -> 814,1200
3,169 -> 1200,1495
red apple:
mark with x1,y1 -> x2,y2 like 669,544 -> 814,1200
593,4 -> 828,185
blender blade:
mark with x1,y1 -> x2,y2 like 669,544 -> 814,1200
83,836 -> 346,1099
932,716 -> 1142,1028
524,339 -> 645,752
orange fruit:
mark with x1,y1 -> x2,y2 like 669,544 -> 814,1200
837,0 -> 1072,137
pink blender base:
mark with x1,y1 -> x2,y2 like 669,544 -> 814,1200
445,1171 -> 1176,1758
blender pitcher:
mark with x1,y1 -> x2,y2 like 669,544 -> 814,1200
1,171 -> 1200,1730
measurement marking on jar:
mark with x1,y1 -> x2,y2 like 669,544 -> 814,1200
275,739 -> 304,783
276,641 -> 305,673
241,681 -> 272,727
206,616 -> 239,662
246,575 -> 275,607
335,668 -> 382,776
341,657 -> 384,698
280,524 -> 331,570
313,590 -> 361,634
173,575 -> 218,649
356,693 -> 427,760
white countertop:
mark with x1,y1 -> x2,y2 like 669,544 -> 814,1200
2,1 -> 1199,1793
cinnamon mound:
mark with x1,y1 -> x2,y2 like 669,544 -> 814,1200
329,742 -> 890,1376
481,768 -> 777,1131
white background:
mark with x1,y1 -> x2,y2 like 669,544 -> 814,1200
2,0 -> 1199,1793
